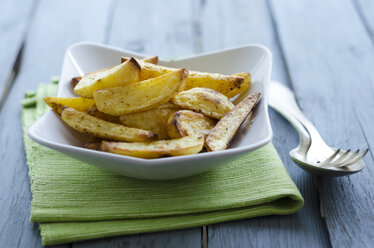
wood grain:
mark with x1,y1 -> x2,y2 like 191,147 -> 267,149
73,0 -> 202,247
270,0 -> 374,247
72,229 -> 201,248
107,0 -> 198,58
0,0 -> 114,247
201,0 -> 331,247
0,0 -> 35,108
354,0 -> 374,40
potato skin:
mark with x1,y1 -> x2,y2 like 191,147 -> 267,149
120,104 -> 179,139
171,87 -> 234,119
206,93 -> 261,151
121,58 -> 245,96
121,56 -> 159,65
44,97 -> 95,115
61,107 -> 157,142
84,142 -> 101,150
101,136 -> 204,159
226,72 -> 251,98
142,56 -> 159,65
74,57 -> 141,98
94,69 -> 188,116
71,76 -> 82,88
167,110 -> 216,139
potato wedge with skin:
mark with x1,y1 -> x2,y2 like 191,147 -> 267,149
206,93 -> 261,151
181,72 -> 244,97
122,57 -> 245,96
101,135 -> 204,159
142,56 -> 159,65
84,142 -> 101,150
87,105 -> 121,124
74,57 -> 141,98
167,110 -> 216,139
71,76 -> 82,88
44,97 -> 95,115
171,87 -> 235,119
120,104 -> 179,139
226,72 -> 251,98
94,69 -> 188,116
61,107 -> 157,142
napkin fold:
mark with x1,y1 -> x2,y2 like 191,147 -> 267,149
22,82 -> 303,246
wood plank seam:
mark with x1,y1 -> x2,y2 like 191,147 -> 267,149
268,0 -> 374,247
0,44 -> 24,110
352,108 -> 374,160
0,0 -> 39,111
351,0 -> 374,42
202,226 -> 208,248
266,0 -> 334,247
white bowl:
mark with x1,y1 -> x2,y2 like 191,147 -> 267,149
28,42 -> 273,180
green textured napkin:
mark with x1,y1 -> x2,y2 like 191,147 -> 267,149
22,82 -> 304,246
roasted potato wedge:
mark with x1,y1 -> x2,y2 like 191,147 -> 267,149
84,142 -> 101,150
44,97 -> 95,115
171,87 -> 235,119
74,57 -> 141,98
101,135 -> 204,159
120,104 -> 179,139
94,69 -> 188,116
87,105 -> 121,124
142,56 -> 159,65
122,57 -> 245,96
181,72 -> 244,97
61,107 -> 157,142
206,93 -> 261,151
71,76 -> 82,88
226,72 -> 251,98
167,110 -> 216,139
121,56 -> 159,65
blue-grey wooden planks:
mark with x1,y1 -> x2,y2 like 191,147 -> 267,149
107,0 -> 198,58
354,0 -> 374,40
269,0 -> 374,247
0,0 -> 114,247
72,0 -> 202,247
201,0 -> 330,247
0,0 -> 35,107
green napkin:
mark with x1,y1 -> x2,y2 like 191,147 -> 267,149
22,82 -> 304,246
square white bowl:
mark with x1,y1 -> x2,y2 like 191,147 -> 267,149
28,42 -> 273,180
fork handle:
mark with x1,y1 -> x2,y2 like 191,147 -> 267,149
268,81 -> 326,142
268,81 -> 311,152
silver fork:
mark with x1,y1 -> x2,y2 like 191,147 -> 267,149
269,81 -> 368,176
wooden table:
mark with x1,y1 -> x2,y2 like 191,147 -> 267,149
1,0 -> 373,247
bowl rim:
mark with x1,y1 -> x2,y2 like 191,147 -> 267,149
28,42 -> 273,166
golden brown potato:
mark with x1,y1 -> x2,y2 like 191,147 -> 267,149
119,104 -> 179,139
206,93 -> 261,151
142,56 -> 159,65
180,72 -> 244,97
226,72 -> 251,98
101,135 -> 204,159
74,57 -> 141,98
167,110 -> 216,139
170,87 -> 235,119
87,105 -> 121,124
94,69 -> 188,116
121,56 -> 159,65
84,142 -> 101,150
121,57 -> 245,96
61,107 -> 157,142
71,76 -> 82,88
44,97 -> 95,115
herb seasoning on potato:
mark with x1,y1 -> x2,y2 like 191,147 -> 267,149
45,56 -> 260,159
